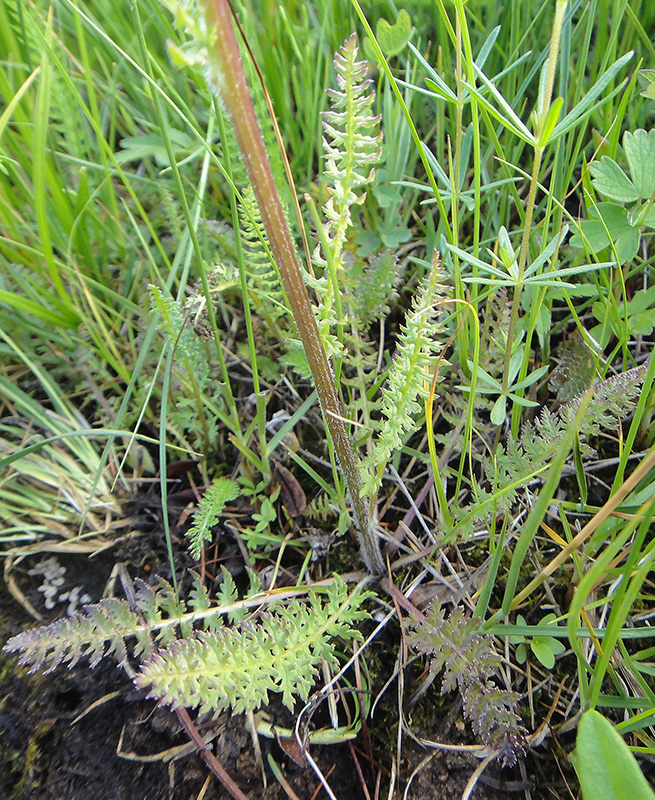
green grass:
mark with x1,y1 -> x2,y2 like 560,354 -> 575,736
1,0 -> 655,795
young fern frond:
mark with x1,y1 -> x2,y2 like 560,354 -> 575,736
346,249 -> 404,330
186,477 -> 240,559
4,576 -> 180,674
307,33 -> 383,360
360,254 -> 450,496
3,571 -> 256,674
239,186 -> 288,319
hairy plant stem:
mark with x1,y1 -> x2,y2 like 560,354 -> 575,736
498,145 -> 543,406
201,0 -> 384,575
499,0 -> 567,439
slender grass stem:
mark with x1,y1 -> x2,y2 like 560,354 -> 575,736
501,0 -> 568,437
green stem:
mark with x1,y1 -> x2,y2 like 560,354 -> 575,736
500,143 -> 543,398
215,104 -> 270,483
201,0 -> 383,574
500,0 -> 567,435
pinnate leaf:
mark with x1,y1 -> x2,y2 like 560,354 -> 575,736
186,478 -> 240,559
135,580 -> 370,715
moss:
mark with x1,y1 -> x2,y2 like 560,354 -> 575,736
17,720 -> 56,798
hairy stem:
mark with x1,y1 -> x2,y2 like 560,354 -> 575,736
201,0 -> 383,574
500,0 -> 568,434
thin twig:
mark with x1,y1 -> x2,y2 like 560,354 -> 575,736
175,707 -> 250,800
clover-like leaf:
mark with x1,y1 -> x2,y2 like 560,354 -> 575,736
592,286 -> 655,342
628,201 -> 655,230
638,69 -> 655,100
624,286 -> 655,335
376,10 -> 412,57
585,129 -> 655,210
509,614 -> 566,669
575,129 -> 655,263
570,202 -> 640,265
623,129 -> 655,199
589,158 -> 639,203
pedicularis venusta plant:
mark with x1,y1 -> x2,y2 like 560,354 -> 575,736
4,0 -> 655,795
161,0 -> 452,576
171,0 -> 386,575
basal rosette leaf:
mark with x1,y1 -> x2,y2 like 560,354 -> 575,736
360,257 -> 448,496
135,581 -> 370,715
410,605 -> 526,765
4,599 -> 146,673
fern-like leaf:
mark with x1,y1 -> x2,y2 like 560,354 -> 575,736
349,249 -> 404,325
4,598 -> 146,673
316,33 -> 382,274
360,253 -> 449,496
307,33 -> 382,359
3,571 -> 263,674
488,363 -> 649,499
239,186 -> 288,319
135,578 -> 370,714
5,574 -> 370,722
560,363 -> 647,437
184,260 -> 240,339
410,606 -> 526,765
186,477 -> 240,559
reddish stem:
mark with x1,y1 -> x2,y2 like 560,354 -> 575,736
175,707 -> 249,800
201,0 -> 383,574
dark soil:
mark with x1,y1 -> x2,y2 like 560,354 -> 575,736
0,634 -> 532,800
0,544 -> 580,800
0,474 -> 590,800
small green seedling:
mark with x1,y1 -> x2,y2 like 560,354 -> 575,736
241,486 -> 287,555
510,613 -> 566,670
